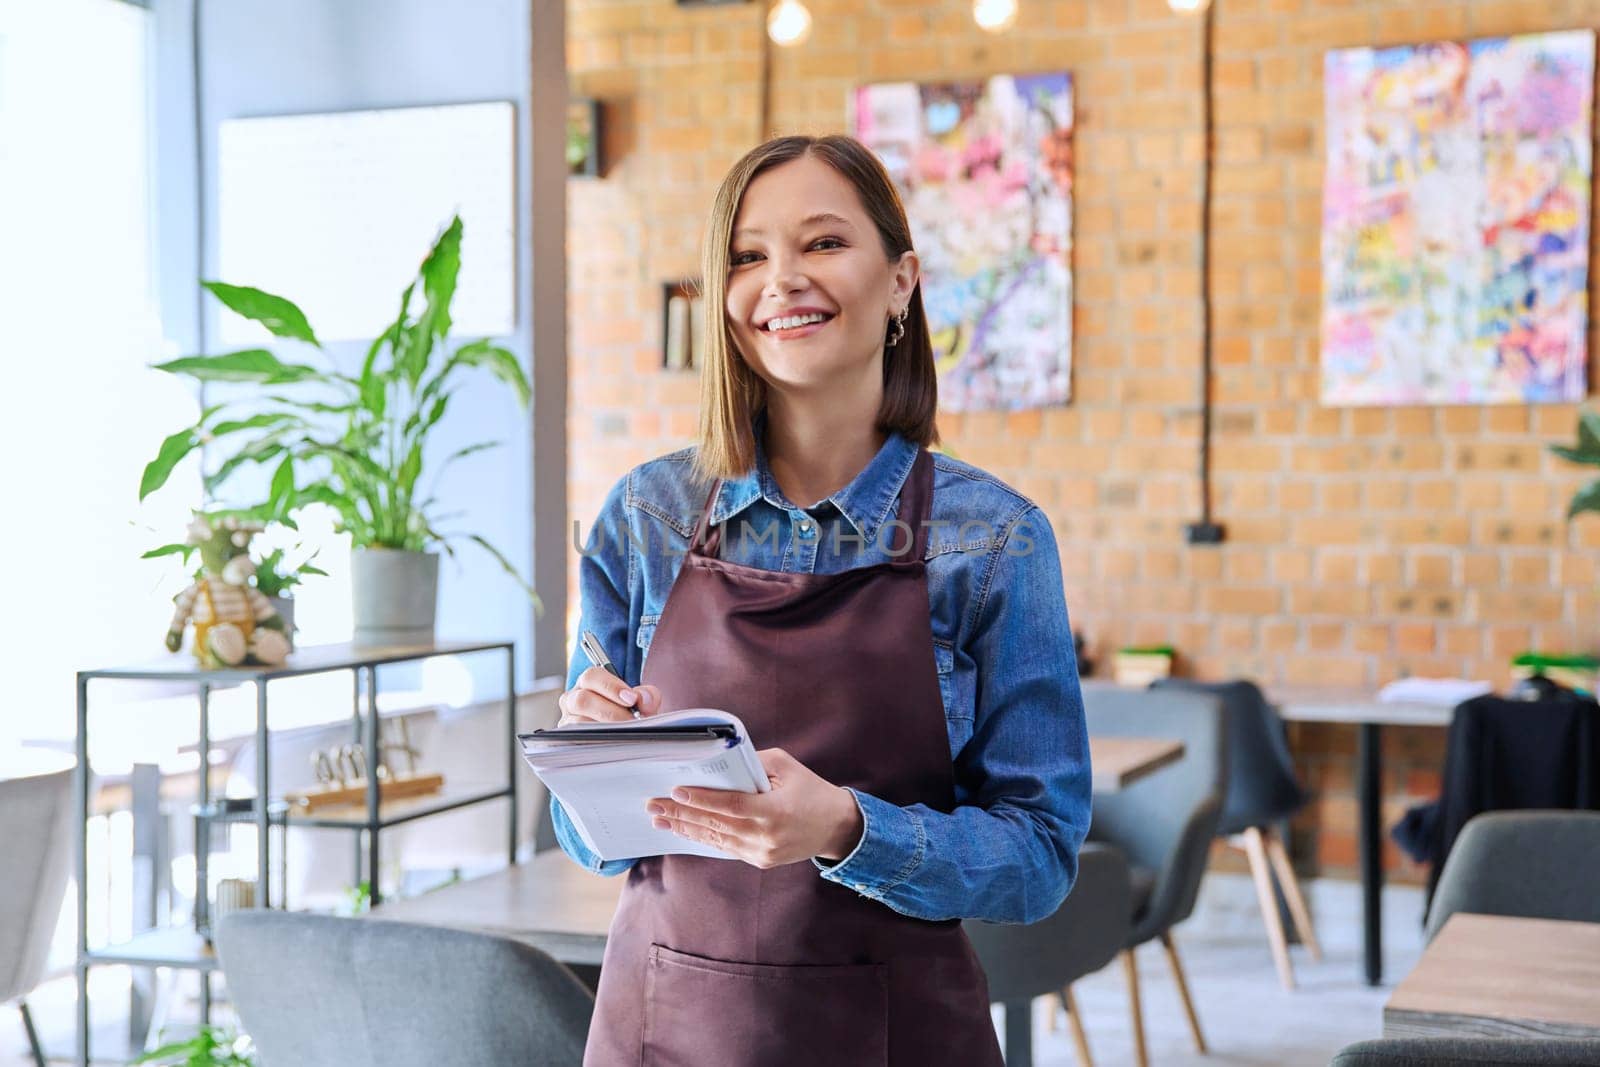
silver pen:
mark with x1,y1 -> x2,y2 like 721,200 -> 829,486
581,630 -> 640,719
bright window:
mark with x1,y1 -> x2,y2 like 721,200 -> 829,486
0,0 -> 199,752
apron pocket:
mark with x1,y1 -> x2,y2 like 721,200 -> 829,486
643,943 -> 888,1067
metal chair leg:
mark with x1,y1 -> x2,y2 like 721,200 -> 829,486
20,1000 -> 47,1067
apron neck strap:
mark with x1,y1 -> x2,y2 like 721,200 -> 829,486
688,446 -> 934,561
895,446 -> 934,561
690,478 -> 724,557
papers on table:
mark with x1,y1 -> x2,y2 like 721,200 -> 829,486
519,708 -> 770,862
1376,677 -> 1493,707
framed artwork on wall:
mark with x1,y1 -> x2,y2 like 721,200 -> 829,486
1320,30 -> 1594,406
853,73 -> 1074,412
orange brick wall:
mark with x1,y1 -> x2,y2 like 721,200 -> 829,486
564,0 -> 1600,878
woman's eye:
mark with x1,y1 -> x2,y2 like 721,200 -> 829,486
731,251 -> 761,266
811,237 -> 844,251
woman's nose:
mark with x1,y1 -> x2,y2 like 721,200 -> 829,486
761,254 -> 808,296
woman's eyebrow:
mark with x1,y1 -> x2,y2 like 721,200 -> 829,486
734,212 -> 857,239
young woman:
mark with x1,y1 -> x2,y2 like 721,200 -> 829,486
554,134 -> 1091,1066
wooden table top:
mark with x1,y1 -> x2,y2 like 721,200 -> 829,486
1274,686 -> 1454,728
372,849 -> 621,964
1385,913 -> 1600,1040
373,736 -> 1182,961
1090,736 -> 1184,791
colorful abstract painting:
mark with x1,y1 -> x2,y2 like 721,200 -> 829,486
1321,31 -> 1594,406
853,74 -> 1073,411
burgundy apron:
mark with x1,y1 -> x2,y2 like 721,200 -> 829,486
583,446 -> 1002,1067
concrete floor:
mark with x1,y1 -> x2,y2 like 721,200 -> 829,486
3,872 -> 1423,1066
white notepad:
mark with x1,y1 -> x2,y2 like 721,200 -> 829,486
520,708 -> 771,862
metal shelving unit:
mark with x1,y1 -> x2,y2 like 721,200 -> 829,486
73,639 -> 516,1067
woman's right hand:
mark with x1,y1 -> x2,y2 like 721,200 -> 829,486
556,667 -> 664,726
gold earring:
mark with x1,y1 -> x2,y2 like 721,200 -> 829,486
885,306 -> 909,348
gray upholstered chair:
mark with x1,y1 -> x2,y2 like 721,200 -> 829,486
215,911 -> 594,1067
965,843 -> 1133,1067
1425,810 -> 1600,944
1330,1037 -> 1600,1066
1154,677 -> 1321,988
0,766 -> 74,1067
1084,686 -> 1227,1067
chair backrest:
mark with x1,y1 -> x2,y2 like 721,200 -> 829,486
0,767 -> 74,1002
1084,686 -> 1227,941
1425,810 -> 1600,944
964,843 -> 1131,1003
1330,1036 -> 1600,1066
216,911 -> 594,1067
1153,677 -> 1307,835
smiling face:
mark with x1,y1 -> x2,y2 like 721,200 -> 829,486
724,154 -> 918,399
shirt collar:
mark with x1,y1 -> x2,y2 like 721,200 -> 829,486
707,408 -> 920,541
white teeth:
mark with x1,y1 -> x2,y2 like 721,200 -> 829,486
765,312 -> 828,331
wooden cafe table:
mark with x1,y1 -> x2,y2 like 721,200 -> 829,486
373,735 -> 1183,965
1385,914 -> 1600,1040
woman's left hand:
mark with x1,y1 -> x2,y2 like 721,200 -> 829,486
647,748 -> 863,868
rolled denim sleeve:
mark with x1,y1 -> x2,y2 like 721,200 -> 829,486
813,506 -> 1092,923
549,471 -> 642,878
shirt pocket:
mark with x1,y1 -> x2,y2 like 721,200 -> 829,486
934,638 -> 973,752
635,613 -> 661,674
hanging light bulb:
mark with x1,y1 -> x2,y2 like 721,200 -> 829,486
767,0 -> 813,47
972,0 -> 1018,33
1167,0 -> 1212,11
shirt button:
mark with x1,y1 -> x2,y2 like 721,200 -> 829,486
853,883 -> 867,892
798,519 -> 814,536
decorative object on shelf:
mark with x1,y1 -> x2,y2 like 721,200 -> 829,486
138,215 -> 541,645
160,514 -> 290,668
854,73 -> 1074,411
567,97 -> 604,178
211,877 -> 256,925
252,542 -> 323,649
284,718 -> 444,814
661,279 -> 703,371
1321,30 -> 1594,407
286,733 -> 444,814
1114,645 -> 1174,687
132,1025 -> 256,1067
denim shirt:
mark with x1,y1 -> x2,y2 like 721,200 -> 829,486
552,417 -> 1092,924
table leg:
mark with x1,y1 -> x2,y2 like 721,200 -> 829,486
1358,721 -> 1383,986
507,646 -> 518,865
196,683 -> 211,938
75,676 -> 90,1067
1002,999 -> 1033,1067
365,665 -> 382,906
129,763 -> 161,1046
256,681 -> 270,908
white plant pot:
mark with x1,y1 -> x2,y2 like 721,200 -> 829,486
351,548 -> 439,646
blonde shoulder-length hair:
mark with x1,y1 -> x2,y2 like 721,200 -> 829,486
691,134 -> 941,484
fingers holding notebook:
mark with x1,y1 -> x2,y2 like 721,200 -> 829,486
557,668 -> 664,726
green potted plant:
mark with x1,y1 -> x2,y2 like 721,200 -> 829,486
1551,409 -> 1600,518
252,542 -> 325,646
139,216 -> 540,644
133,1025 -> 256,1067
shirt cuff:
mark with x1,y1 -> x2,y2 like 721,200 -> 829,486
811,788 -> 926,900
551,795 -> 637,877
